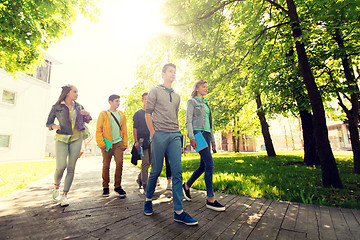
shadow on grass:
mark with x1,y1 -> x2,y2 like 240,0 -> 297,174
179,152 -> 360,209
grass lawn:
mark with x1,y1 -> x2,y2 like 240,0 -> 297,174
0,160 -> 55,198
125,151 -> 360,209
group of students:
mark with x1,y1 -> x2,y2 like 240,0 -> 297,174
46,63 -> 225,226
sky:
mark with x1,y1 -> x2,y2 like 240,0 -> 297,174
47,0 -> 166,117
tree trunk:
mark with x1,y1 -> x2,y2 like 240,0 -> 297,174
286,49 -> 320,165
299,110 -> 320,165
255,94 -> 276,156
286,0 -> 342,187
232,132 -> 239,152
348,115 -> 360,173
333,30 -> 360,174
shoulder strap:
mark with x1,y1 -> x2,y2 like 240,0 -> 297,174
109,111 -> 121,130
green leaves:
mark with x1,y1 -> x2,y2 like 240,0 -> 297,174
0,0 -> 100,75
157,0 -> 360,133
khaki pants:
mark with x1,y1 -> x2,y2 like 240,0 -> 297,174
102,141 -> 124,188
137,148 -> 151,189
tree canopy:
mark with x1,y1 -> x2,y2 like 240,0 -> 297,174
128,0 -> 360,187
0,0 -> 99,75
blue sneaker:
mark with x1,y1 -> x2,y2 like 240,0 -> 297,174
144,200 -> 153,216
174,211 -> 198,225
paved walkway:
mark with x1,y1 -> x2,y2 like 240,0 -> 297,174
0,157 -> 359,240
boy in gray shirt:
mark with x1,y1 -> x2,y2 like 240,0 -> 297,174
143,63 -> 198,225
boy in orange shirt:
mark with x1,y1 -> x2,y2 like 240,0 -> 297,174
96,94 -> 128,197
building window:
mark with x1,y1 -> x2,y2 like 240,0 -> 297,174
0,135 -> 10,149
1,89 -> 16,105
36,59 -> 52,83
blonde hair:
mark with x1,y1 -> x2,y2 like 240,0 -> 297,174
191,80 -> 207,98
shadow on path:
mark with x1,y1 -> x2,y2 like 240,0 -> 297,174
1,157 -> 359,240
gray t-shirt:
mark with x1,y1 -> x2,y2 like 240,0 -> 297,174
145,85 -> 180,132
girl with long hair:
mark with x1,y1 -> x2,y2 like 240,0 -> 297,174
46,84 -> 91,206
182,80 -> 225,211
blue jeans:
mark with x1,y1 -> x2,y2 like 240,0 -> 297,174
186,131 -> 214,198
146,131 -> 183,211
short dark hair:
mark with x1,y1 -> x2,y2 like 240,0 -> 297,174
109,94 -> 120,102
141,92 -> 148,98
162,63 -> 176,73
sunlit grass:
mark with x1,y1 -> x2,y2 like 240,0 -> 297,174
125,151 -> 360,209
0,160 -> 55,198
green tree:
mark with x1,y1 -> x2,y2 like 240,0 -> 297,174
161,0 -> 344,187
0,0 -> 99,74
162,0 -> 274,155
123,42 -> 193,146
303,0 -> 360,173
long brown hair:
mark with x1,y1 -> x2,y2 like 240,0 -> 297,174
53,84 -> 74,106
191,80 -> 207,98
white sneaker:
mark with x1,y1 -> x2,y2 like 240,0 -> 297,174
60,194 -> 69,207
52,188 -> 60,201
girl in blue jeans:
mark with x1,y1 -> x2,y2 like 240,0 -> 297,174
183,80 -> 225,211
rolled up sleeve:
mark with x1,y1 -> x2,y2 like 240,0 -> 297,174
186,99 -> 196,141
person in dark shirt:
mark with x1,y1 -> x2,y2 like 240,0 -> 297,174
133,92 -> 151,190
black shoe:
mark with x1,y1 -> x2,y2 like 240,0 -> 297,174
102,188 -> 110,197
114,186 -> 126,198
206,200 -> 225,211
136,179 -> 142,189
183,183 -> 191,201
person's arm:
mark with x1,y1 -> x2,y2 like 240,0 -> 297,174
80,109 -> 91,123
132,112 -> 140,150
46,107 -> 60,130
121,113 -> 128,150
209,106 -> 216,152
145,113 -> 155,138
95,112 -> 106,151
145,87 -> 156,137
211,141 -> 216,153
185,99 -> 197,149
79,104 -> 91,123
210,127 -> 216,152
133,128 -> 140,151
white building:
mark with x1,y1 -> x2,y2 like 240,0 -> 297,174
0,58 -> 57,162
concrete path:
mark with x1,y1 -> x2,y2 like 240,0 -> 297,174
0,157 -> 359,240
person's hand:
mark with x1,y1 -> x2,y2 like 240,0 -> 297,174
52,125 -> 61,130
211,142 -> 216,153
100,146 -> 106,151
190,139 -> 197,149
134,141 -> 140,151
80,110 -> 90,116
150,130 -> 155,138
